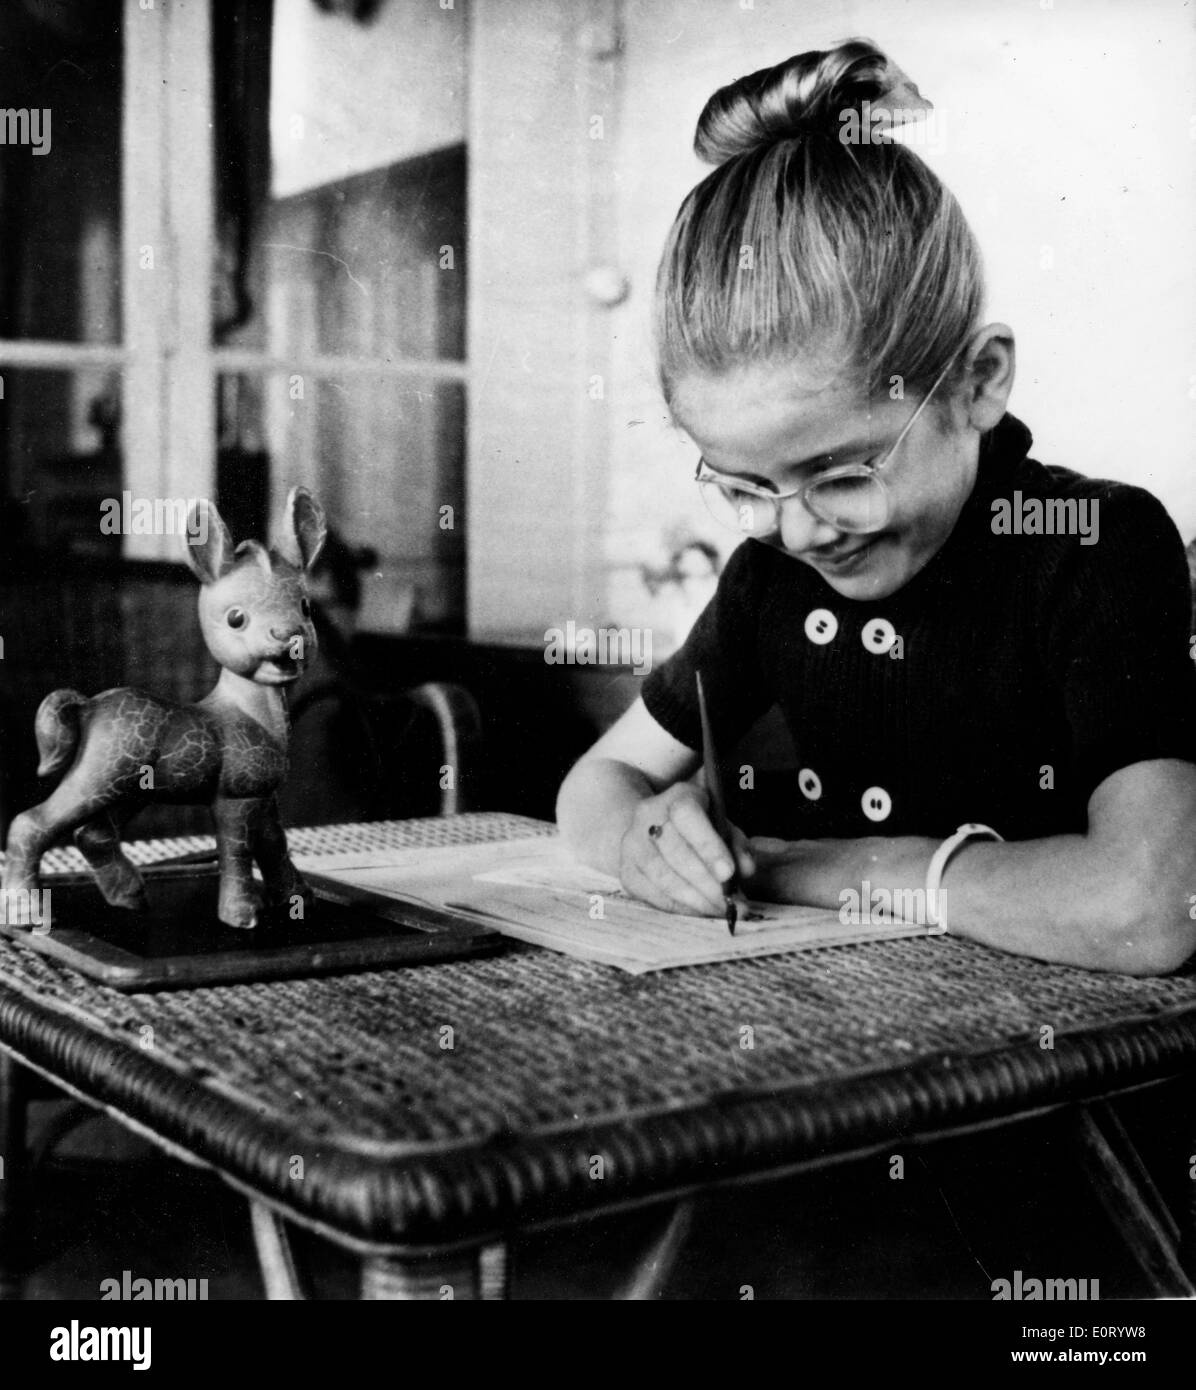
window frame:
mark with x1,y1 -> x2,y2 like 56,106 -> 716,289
0,0 -> 467,563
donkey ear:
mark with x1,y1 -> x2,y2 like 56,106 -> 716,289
183,499 -> 235,584
277,486 -> 327,571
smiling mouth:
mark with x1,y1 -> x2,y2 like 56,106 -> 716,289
812,537 -> 880,570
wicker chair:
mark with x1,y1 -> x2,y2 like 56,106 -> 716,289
280,605 -> 481,824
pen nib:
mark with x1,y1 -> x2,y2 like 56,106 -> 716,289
726,898 -> 737,936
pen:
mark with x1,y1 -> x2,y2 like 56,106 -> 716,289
696,671 -> 746,936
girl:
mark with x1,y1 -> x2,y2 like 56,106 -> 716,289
556,38 -> 1196,976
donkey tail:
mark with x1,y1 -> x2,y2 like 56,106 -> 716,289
35,688 -> 89,779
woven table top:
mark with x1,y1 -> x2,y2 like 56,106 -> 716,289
2,812 -> 1195,1253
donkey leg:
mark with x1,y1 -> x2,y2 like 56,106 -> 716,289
4,784 -> 122,922
2,806 -> 53,898
212,796 -> 265,929
2,782 -> 97,893
253,795 -> 311,915
74,811 -> 148,912
1,805 -> 56,925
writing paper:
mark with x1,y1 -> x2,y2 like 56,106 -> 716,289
293,836 -> 941,973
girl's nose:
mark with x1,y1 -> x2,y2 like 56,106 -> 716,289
776,494 -> 840,553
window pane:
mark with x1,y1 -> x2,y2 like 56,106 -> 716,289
213,0 -> 467,361
221,370 -> 465,635
263,145 -> 466,364
210,0 -> 468,635
0,2 -> 122,344
269,0 -> 466,204
0,367 -> 122,554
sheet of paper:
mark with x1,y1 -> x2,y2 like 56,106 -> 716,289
293,836 -> 941,973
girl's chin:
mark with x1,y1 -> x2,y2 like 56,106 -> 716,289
825,567 -> 897,598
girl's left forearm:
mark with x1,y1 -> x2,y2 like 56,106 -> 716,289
748,832 -> 1192,975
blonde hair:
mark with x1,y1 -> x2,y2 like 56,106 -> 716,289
655,39 -> 983,410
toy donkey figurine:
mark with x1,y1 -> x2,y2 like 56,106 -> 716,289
1,488 -> 327,930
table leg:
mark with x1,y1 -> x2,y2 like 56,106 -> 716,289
1072,1104 -> 1195,1297
613,1198 -> 695,1300
479,1242 -> 508,1300
361,1249 -> 484,1300
1181,1097 -> 1196,1282
0,1052 -> 30,1300
249,1200 -> 307,1299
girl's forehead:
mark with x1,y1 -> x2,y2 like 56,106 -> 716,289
671,362 -> 879,463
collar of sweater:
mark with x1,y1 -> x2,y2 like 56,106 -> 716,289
849,411 -> 1037,608
947,410 -> 1036,545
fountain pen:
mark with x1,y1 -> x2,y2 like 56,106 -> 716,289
696,671 -> 746,936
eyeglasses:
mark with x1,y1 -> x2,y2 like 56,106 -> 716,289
694,353 -> 960,538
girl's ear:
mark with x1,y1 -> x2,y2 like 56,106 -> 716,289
961,323 -> 1015,433
183,499 -> 235,584
277,486 -> 327,571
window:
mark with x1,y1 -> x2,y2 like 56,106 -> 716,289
0,0 -> 468,632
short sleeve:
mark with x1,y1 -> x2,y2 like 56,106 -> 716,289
1040,485 -> 1196,797
640,540 -> 773,751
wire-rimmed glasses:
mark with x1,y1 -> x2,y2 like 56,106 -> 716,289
694,353 -> 960,538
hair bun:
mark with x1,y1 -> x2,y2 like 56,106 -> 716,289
694,38 -> 916,165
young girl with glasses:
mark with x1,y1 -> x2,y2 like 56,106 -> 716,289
556,38 -> 1196,975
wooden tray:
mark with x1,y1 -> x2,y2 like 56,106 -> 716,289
0,862 -> 507,991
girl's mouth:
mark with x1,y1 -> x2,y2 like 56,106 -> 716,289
812,537 -> 881,574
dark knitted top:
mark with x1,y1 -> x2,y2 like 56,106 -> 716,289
641,413 -> 1196,841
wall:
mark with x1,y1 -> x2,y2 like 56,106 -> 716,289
466,0 -> 618,638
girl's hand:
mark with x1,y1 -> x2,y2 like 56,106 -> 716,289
745,836 -> 855,908
620,783 -> 755,915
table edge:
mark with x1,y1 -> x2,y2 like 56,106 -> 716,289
2,977 -> 1195,1250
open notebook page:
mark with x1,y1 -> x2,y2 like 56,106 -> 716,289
292,835 -> 942,974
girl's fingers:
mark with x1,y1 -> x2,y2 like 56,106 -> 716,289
627,854 -> 717,916
620,787 -> 746,917
748,835 -> 791,862
652,822 -> 728,911
729,823 -> 756,877
619,861 -> 671,911
667,795 -> 737,884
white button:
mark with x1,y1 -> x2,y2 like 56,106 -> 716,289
798,768 -> 822,801
861,618 -> 897,655
861,786 -> 892,822
804,608 -> 838,645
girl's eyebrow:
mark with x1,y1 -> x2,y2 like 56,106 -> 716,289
698,457 -> 776,488
701,436 -> 879,484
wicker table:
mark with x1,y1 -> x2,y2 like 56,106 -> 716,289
1,812 -> 1195,1299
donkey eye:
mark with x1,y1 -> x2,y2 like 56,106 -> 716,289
300,598 -> 311,618
225,607 -> 247,630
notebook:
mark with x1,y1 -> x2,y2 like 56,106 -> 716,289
294,835 -> 944,974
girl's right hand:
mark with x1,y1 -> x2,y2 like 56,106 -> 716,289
619,782 -> 755,915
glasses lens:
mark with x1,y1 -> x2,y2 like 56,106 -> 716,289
697,478 -> 777,536
805,473 -> 887,533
